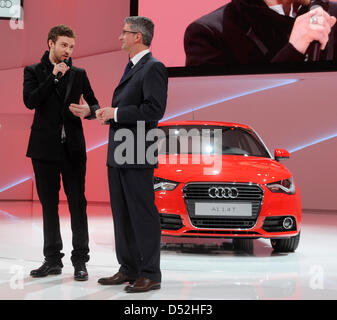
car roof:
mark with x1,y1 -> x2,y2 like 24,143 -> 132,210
159,120 -> 252,130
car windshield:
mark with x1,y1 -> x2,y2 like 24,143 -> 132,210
158,125 -> 270,158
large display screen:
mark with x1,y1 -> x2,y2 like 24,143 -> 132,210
0,0 -> 22,19
136,0 -> 337,75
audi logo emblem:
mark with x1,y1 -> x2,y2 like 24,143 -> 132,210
208,186 -> 239,199
0,0 -> 12,8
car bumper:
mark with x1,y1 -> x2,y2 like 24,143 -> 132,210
156,183 -> 302,240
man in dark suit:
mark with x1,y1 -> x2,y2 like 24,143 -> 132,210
96,16 -> 168,293
23,25 -> 99,281
184,0 -> 337,66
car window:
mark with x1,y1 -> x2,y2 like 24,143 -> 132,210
158,125 -> 270,158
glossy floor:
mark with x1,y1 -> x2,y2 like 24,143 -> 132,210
0,201 -> 337,300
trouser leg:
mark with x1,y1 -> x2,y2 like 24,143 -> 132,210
121,168 -> 161,282
108,166 -> 141,278
32,159 -> 64,266
60,144 -> 89,265
108,166 -> 161,282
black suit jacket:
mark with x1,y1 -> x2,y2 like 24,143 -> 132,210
107,52 -> 168,168
23,51 -> 99,161
184,0 -> 337,66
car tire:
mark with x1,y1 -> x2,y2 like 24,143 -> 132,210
270,232 -> 300,252
232,238 -> 253,253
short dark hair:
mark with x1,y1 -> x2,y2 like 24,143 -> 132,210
47,24 -> 76,47
125,16 -> 154,47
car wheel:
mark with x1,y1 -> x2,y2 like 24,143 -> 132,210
270,232 -> 300,252
232,238 -> 253,253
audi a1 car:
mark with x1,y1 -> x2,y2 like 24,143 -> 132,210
154,121 -> 301,252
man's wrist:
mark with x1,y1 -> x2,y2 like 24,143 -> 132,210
85,104 -> 98,120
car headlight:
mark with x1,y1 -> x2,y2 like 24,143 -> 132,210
266,176 -> 296,195
153,177 -> 179,191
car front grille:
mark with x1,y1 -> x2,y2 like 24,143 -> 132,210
183,183 -> 263,229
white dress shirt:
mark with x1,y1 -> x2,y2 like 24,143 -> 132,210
269,4 -> 297,18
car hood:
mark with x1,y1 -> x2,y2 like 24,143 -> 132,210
155,155 -> 292,185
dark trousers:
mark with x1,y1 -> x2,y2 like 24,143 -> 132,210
32,144 -> 89,266
108,166 -> 161,282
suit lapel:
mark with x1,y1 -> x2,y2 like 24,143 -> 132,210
116,52 -> 152,89
64,69 -> 75,104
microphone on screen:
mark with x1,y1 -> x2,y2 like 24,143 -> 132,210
306,0 -> 330,61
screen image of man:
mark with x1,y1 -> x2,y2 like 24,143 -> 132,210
23,24 -> 99,281
96,16 -> 168,293
184,0 -> 337,66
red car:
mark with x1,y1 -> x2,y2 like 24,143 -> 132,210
154,121 -> 301,252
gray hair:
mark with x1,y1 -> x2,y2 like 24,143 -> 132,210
124,16 -> 154,47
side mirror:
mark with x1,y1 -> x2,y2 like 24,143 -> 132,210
274,148 -> 290,161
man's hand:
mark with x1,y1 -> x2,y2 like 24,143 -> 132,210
52,61 -> 70,77
96,107 -> 115,125
69,103 -> 91,118
69,95 -> 91,118
289,7 -> 336,54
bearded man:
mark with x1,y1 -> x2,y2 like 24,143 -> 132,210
23,25 -> 99,281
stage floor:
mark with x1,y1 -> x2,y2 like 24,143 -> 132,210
0,201 -> 337,300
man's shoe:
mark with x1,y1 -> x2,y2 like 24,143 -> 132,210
98,271 -> 137,285
30,261 -> 62,278
125,277 -> 161,293
74,263 -> 88,281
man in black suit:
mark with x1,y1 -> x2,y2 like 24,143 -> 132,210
184,0 -> 337,66
96,16 -> 168,293
23,25 -> 99,281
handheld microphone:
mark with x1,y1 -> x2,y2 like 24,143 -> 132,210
54,59 -> 69,84
307,0 -> 330,61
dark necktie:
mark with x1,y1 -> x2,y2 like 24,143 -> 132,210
121,60 -> 133,79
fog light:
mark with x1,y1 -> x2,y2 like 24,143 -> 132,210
283,217 -> 294,230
